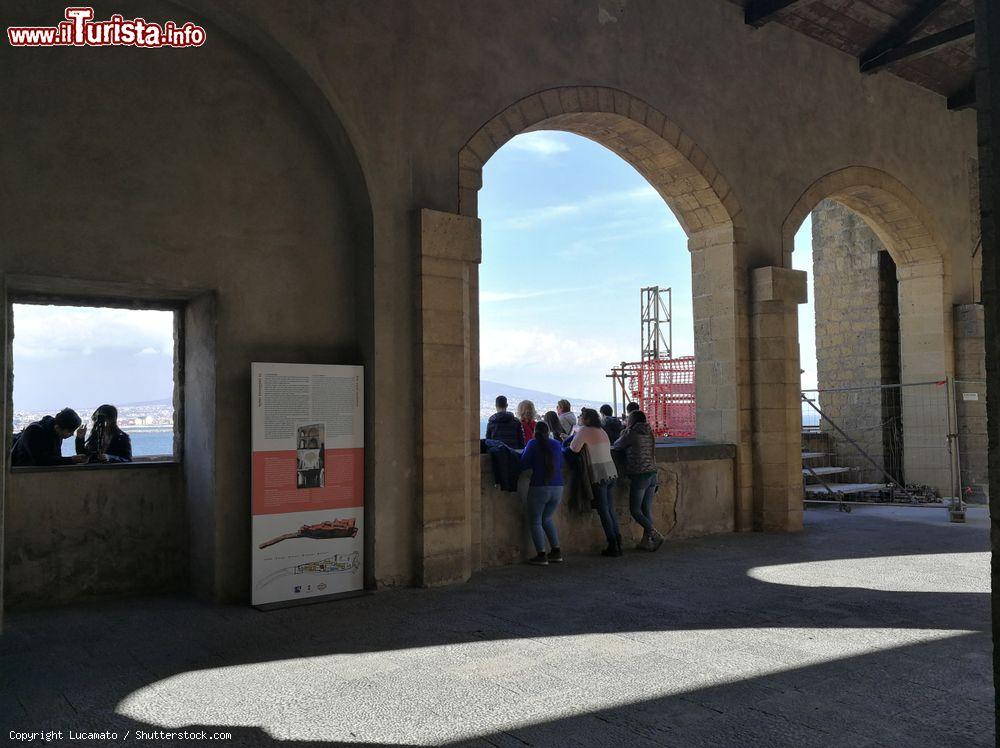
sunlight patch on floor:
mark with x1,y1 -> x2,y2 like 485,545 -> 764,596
747,552 -> 989,593
115,627 -> 977,745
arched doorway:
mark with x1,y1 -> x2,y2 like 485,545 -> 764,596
416,87 -> 754,585
783,167 -> 953,495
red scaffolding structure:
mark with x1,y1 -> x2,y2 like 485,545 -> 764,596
607,287 -> 696,438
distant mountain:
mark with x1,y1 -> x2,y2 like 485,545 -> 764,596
117,397 -> 173,408
480,380 -> 606,410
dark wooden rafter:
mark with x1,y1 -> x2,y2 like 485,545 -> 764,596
860,0 -> 949,70
745,0 -> 805,28
948,79 -> 976,109
861,20 -> 974,73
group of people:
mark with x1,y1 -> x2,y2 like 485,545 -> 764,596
10,405 -> 133,466
486,396 -> 665,566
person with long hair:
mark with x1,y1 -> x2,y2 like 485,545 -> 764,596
518,420 -> 564,565
568,407 -> 620,556
516,400 -> 538,443
543,410 -> 565,440
614,409 -> 663,550
75,404 -> 132,463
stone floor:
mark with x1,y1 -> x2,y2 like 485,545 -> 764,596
1,504 -> 993,747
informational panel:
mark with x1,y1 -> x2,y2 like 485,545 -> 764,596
251,363 -> 364,607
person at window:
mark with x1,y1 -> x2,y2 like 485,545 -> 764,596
76,404 -> 132,463
567,407 -> 620,557
519,421 -> 564,565
516,399 -> 538,443
10,408 -> 88,466
485,395 -> 525,449
556,399 -> 577,436
543,410 -> 565,440
614,410 -> 664,551
599,404 -> 623,444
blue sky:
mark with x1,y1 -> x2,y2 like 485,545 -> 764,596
480,130 -> 817,401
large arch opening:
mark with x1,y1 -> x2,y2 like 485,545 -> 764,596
414,87 -> 761,585
783,167 -> 953,496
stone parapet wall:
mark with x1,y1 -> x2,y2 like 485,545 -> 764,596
478,443 -> 735,568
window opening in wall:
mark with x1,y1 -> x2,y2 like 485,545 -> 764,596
11,301 -> 179,466
478,131 -> 694,439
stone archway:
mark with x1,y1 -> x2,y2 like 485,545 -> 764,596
782,166 -> 953,493
417,87 -> 762,585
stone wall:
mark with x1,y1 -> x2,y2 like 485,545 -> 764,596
478,443 -> 735,567
955,304 -> 989,501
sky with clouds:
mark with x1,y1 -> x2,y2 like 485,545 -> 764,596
480,130 -> 817,401
12,304 -> 175,411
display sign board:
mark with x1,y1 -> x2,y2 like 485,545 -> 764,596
251,363 -> 364,607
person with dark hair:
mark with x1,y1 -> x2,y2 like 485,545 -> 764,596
543,410 -> 565,440
485,394 -> 524,449
599,403 -> 623,444
76,404 -> 132,463
625,401 -> 640,416
614,409 -> 664,551
568,407 -> 620,556
556,399 -> 576,436
519,420 -> 564,565
10,408 -> 88,466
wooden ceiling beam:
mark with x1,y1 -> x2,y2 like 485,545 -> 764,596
861,20 -> 975,73
860,0 -> 949,68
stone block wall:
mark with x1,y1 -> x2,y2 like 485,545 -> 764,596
955,304 -> 989,501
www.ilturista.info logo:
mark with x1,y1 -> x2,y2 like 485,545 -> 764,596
7,7 -> 206,48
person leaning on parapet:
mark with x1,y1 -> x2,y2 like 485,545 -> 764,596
518,420 -> 565,566
517,399 -> 538,443
76,404 -> 132,464
543,410 -> 566,441
10,408 -> 88,466
614,409 -> 665,552
556,399 -> 577,436
485,395 -> 525,449
567,407 -> 621,557
599,404 -> 623,444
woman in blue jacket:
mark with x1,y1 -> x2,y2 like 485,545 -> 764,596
519,421 -> 564,565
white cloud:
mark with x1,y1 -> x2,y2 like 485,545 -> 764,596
506,132 -> 571,156
13,304 -> 175,360
499,203 -> 580,230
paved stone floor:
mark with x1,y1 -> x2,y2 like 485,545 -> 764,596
1,505 -> 993,747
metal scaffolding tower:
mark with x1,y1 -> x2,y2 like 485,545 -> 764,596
640,286 -> 672,362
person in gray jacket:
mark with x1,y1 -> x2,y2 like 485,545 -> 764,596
613,410 -> 664,551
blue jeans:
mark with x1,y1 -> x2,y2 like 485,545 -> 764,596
592,481 -> 619,543
526,485 -> 562,552
628,473 -> 656,531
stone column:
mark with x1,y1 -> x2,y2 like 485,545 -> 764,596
418,208 -> 481,586
955,304 -> 988,501
750,266 -> 808,532
897,260 -> 954,493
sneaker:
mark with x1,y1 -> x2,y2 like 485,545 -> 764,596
528,552 -> 548,566
649,530 -> 665,551
547,548 -> 563,563
636,531 -> 652,551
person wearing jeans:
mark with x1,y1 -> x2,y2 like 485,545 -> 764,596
614,409 -> 664,550
518,421 -> 564,565
568,407 -> 621,557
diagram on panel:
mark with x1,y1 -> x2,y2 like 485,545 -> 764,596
254,552 -> 362,590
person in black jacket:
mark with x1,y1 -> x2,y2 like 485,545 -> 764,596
76,404 -> 132,463
485,395 -> 525,449
599,404 -> 623,444
10,408 -> 87,466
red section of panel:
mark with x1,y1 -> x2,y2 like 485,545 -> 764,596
251,448 -> 364,515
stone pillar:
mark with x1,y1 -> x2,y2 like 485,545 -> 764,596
689,226 -> 753,531
897,260 -> 954,493
955,304 -> 988,501
418,208 -> 481,586
750,266 -> 808,532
